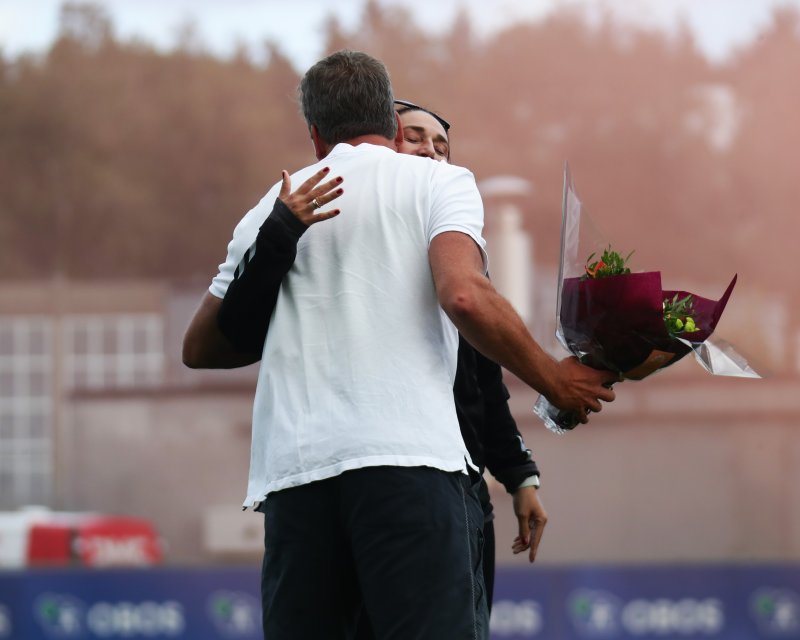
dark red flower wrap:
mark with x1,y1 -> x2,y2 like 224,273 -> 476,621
534,165 -> 759,433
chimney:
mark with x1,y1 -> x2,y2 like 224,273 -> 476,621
479,176 -> 535,325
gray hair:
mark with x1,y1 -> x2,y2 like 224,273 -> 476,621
298,50 -> 397,145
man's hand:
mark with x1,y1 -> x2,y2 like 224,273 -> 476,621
429,233 -> 616,423
510,486 -> 547,562
278,167 -> 343,226
546,357 -> 618,424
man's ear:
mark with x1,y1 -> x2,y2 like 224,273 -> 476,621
310,125 -> 328,160
393,112 -> 404,150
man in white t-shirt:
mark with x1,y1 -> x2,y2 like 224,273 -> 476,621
183,50 -> 616,640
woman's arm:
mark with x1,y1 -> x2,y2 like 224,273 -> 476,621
218,168 -> 343,353
182,168 -> 343,368
476,351 -> 540,491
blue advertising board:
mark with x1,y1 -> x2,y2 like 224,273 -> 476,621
0,567 -> 262,640
490,565 -> 800,639
0,564 -> 798,639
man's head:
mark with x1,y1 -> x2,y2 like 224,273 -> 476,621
299,50 -> 398,148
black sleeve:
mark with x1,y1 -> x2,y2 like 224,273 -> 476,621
477,351 -> 541,493
216,198 -> 307,354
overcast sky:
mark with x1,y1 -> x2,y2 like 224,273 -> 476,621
2,0 -> 799,70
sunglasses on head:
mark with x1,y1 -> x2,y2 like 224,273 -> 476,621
394,99 -> 451,132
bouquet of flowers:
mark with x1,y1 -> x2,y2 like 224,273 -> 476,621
534,164 -> 760,433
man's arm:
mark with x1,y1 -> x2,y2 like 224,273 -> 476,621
429,231 -> 617,417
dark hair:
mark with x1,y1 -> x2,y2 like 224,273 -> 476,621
299,50 -> 397,145
394,99 -> 451,133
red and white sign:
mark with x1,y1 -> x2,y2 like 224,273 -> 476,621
74,517 -> 163,567
0,508 -> 163,568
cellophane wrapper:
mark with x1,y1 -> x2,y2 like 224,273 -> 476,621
534,165 -> 760,434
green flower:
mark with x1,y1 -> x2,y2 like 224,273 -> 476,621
663,294 -> 701,337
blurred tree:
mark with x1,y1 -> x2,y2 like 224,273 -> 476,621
0,6 -> 306,280
321,0 -> 448,107
0,0 -> 794,308
59,1 -> 114,50
724,7 -> 800,282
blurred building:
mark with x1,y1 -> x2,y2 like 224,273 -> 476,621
0,280 -> 167,508
0,279 -> 261,563
480,176 -> 535,326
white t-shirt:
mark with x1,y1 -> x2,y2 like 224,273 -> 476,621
210,143 -> 487,506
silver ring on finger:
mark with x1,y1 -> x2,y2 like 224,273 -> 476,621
310,197 -> 322,210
